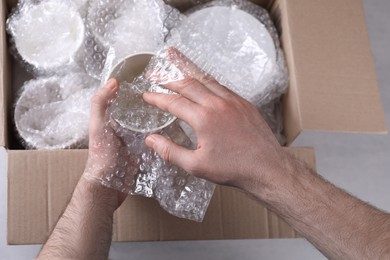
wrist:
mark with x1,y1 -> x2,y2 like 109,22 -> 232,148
255,151 -> 318,210
74,176 -> 121,214
242,148 -> 305,202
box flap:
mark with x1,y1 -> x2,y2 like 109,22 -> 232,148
7,147 -> 315,244
7,150 -> 49,243
278,0 -> 387,144
7,149 -> 89,244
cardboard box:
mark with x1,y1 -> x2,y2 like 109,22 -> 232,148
1,0 -> 387,244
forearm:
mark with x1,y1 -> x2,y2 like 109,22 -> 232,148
249,152 -> 390,260
37,176 -> 119,260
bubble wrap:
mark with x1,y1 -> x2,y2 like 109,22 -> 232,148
177,0 -> 289,106
7,0 -> 86,75
109,79 -> 176,134
84,0 -> 181,80
169,0 -> 289,144
8,0 -> 289,221
85,49 -> 215,221
14,73 -> 99,149
89,0 -> 289,221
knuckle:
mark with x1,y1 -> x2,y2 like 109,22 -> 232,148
166,95 -> 183,112
177,78 -> 198,92
213,98 -> 230,111
194,109 -> 213,128
200,75 -> 217,85
203,94 -> 218,106
159,143 -> 172,163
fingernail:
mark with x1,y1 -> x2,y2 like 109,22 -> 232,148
142,92 -> 151,100
105,79 -> 117,89
142,92 -> 153,103
145,135 -> 157,147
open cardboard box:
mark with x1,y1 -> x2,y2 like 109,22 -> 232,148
1,0 -> 387,244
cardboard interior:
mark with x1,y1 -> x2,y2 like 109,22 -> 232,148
2,0 -> 387,148
1,0 -> 387,244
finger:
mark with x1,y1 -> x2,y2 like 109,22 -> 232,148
167,47 -> 235,99
143,92 -> 200,125
89,79 -> 119,136
91,79 -> 119,120
162,77 -> 216,105
145,134 -> 194,169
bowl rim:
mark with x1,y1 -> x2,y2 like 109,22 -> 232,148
107,52 -> 177,134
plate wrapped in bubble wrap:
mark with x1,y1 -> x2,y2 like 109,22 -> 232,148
87,0 -> 289,222
7,0 -> 102,150
182,0 -> 289,105
14,73 -> 100,149
85,0 -> 181,80
7,0 -> 86,75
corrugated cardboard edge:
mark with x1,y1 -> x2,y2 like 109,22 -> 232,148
0,0 -> 9,147
8,147 -> 315,244
270,0 -> 303,145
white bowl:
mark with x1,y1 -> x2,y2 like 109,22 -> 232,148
15,74 -> 98,149
11,0 -> 85,71
178,4 -> 277,102
107,53 -> 177,134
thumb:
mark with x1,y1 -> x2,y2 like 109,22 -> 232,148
89,79 -> 119,140
90,79 -> 119,123
145,134 -> 194,169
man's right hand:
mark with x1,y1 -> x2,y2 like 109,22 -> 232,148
143,48 -> 289,192
144,48 -> 390,260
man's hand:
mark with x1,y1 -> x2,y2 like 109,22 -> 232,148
38,80 -> 127,260
143,49 -> 287,192
84,78 -> 129,208
87,78 -> 122,171
144,48 -> 390,260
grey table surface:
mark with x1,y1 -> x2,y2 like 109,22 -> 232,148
1,0 -> 389,259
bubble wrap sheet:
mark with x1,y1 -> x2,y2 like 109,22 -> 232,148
8,0 -> 101,150
88,48 -> 216,221
91,0 -> 288,222
85,0 -> 181,80
7,0 -> 86,75
14,73 -> 99,149
181,0 -> 289,105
